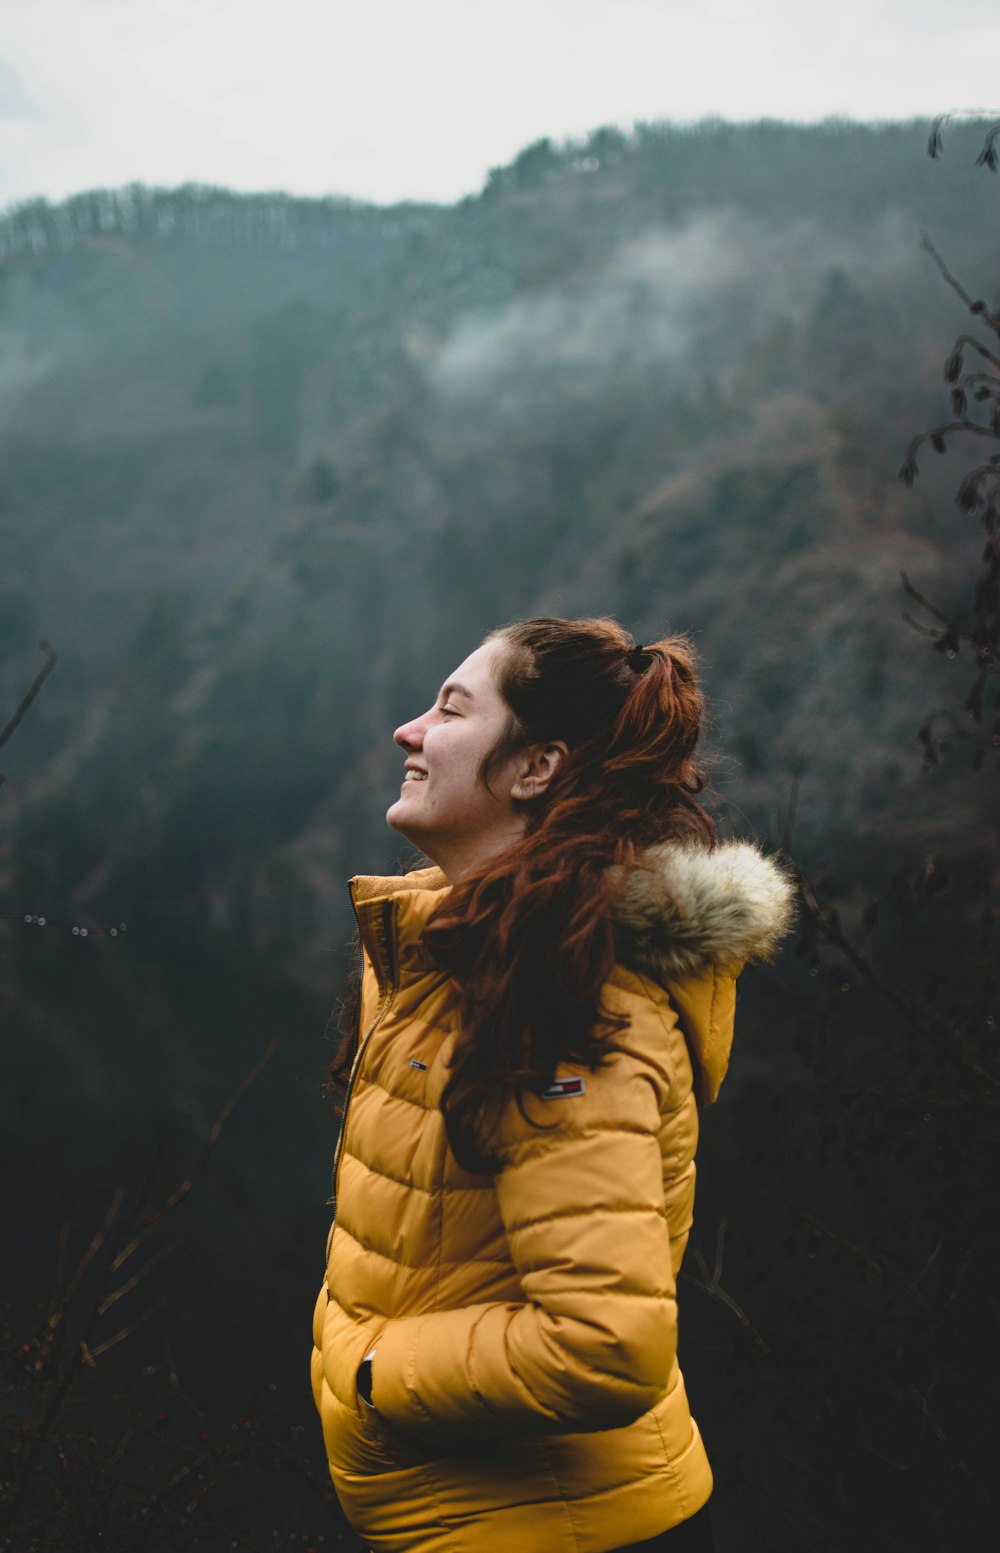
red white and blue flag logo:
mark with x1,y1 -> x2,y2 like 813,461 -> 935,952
540,1077 -> 587,1100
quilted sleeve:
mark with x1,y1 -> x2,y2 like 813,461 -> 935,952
369,1053 -> 678,1437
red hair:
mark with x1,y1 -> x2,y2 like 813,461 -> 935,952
425,616 -> 713,1172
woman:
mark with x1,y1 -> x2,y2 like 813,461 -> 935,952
311,616 -> 793,1553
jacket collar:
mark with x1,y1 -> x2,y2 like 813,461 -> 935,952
348,842 -> 795,1103
347,868 -> 449,995
348,865 -> 448,907
350,842 -> 793,978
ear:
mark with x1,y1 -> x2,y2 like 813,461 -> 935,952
510,741 -> 568,801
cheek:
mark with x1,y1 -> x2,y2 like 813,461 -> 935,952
437,751 -> 485,807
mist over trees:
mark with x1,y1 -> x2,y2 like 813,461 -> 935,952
1,117 -> 997,1549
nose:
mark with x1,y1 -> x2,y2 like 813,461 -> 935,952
393,713 -> 425,751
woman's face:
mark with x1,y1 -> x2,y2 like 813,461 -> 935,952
386,640 -> 529,880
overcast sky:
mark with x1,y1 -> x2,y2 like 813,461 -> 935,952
1,0 -> 997,211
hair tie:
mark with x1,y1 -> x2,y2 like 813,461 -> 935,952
627,643 -> 651,672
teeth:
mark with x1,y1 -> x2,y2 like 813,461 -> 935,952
404,771 -> 427,782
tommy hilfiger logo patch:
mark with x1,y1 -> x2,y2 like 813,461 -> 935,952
540,1077 -> 586,1099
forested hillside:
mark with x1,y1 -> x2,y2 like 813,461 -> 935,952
1,119 -> 997,1551
1,119 -> 996,969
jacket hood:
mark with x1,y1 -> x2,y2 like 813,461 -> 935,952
612,840 -> 795,1105
611,839 -> 796,980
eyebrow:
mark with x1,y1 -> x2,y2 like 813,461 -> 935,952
439,681 -> 475,701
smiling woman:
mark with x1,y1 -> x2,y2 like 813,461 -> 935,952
312,616 -> 794,1553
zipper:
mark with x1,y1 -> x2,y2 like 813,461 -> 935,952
326,886 -> 398,1228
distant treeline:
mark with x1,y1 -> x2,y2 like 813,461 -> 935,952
1,117 -> 992,264
0,181 -> 437,263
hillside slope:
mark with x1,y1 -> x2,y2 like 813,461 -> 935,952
1,119 -> 994,978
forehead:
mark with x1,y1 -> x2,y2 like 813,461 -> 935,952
440,640 -> 508,704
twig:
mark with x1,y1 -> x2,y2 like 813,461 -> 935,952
900,572 -> 955,627
0,641 -> 57,781
39,1221 -> 75,1354
97,1241 -> 179,1316
7,1037 -> 283,1521
86,1299 -> 168,1362
920,233 -> 1000,330
902,614 -> 946,640
682,1221 -> 774,1358
914,1239 -> 944,1288
791,1203 -> 932,1313
59,1191 -> 124,1312
117,1032 -> 284,1255
900,418 -> 1000,484
161,1334 -> 205,1416
798,876 -> 1000,1093
111,1107 -> 197,1271
104,1423 -> 135,1469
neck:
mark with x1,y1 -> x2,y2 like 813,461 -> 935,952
411,819 -> 526,884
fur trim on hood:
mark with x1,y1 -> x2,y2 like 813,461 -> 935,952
612,840 -> 796,982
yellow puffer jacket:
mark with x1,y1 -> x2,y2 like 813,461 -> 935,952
311,841 -> 793,1553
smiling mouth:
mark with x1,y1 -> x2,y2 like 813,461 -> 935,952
403,771 -> 428,783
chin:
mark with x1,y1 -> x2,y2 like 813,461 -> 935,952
386,803 -> 415,839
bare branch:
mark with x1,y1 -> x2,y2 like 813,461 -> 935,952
60,1191 -> 124,1312
920,235 -> 998,325
111,1107 -> 197,1271
914,1239 -> 944,1288
955,357 -> 1000,384
900,571 -> 955,627
85,1299 -> 169,1363
902,612 -> 948,640
791,1203 -> 931,1312
0,641 -> 57,782
682,1225 -> 774,1359
798,876 -> 1000,1094
104,1424 -> 134,1469
124,1033 -> 285,1242
161,1334 -> 206,1417
41,1220 -> 75,1347
96,1240 -> 179,1317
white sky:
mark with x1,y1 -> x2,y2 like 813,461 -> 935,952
0,0 -> 997,211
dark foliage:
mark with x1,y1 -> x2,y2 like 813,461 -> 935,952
0,1032 -> 359,1552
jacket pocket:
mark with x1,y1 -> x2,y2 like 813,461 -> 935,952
321,1300 -> 382,1412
